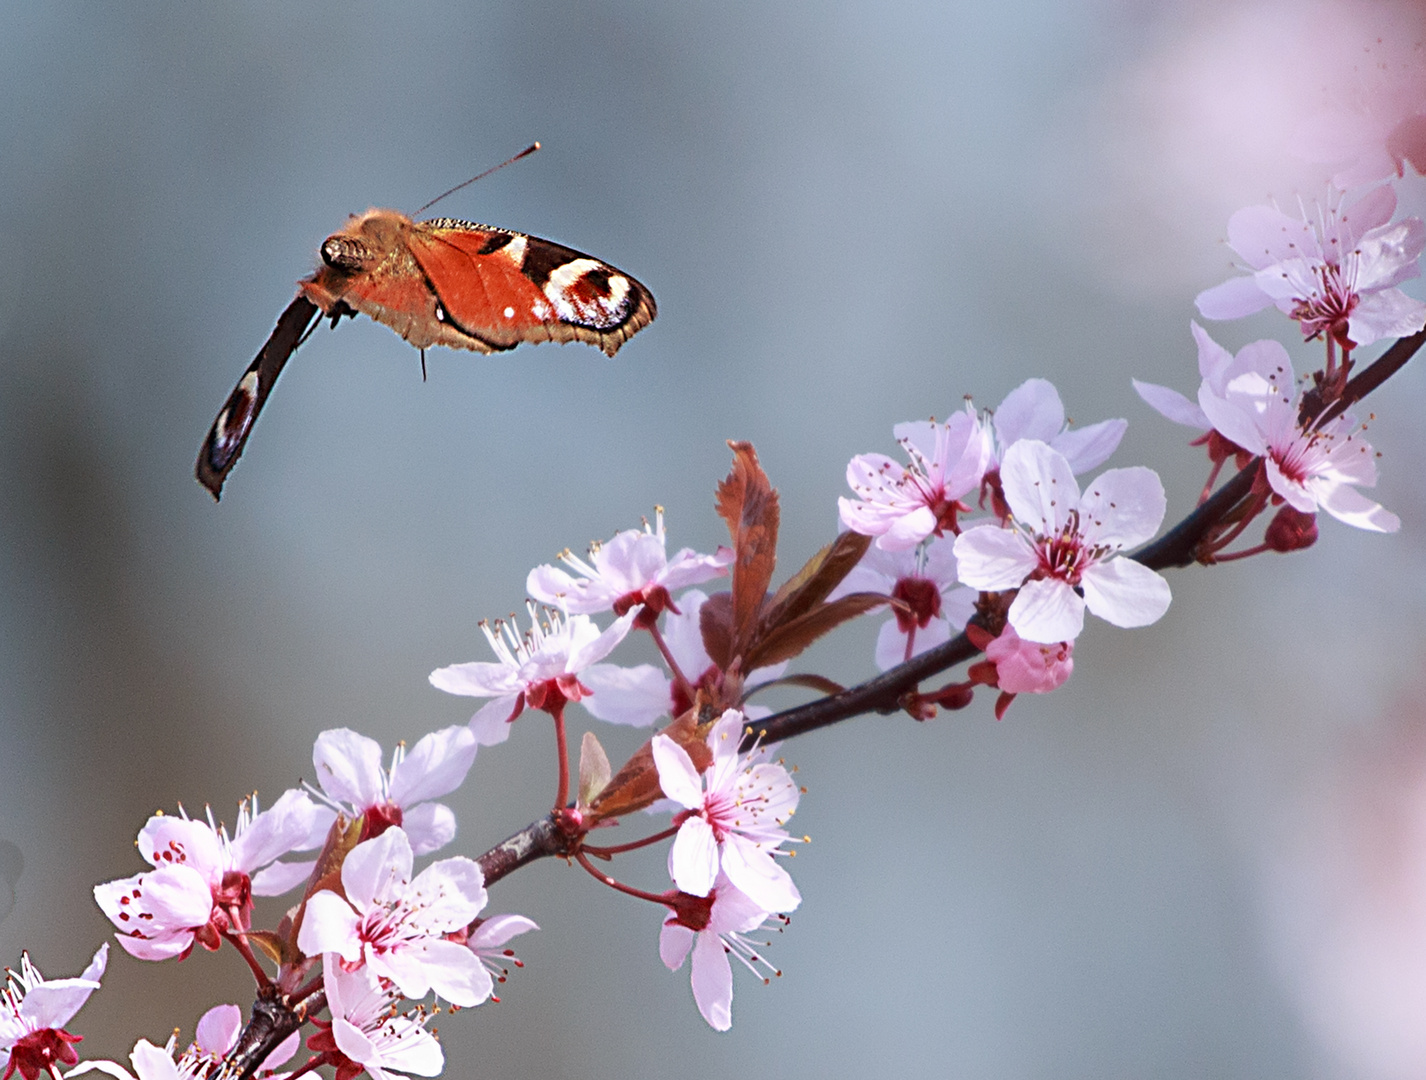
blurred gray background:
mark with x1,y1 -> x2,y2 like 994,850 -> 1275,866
4,1 -> 1426,1077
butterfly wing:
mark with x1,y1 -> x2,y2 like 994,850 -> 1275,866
408,219 -> 657,357
196,295 -> 322,499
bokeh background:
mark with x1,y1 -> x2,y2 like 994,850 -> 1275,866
3,1 -> 1426,1077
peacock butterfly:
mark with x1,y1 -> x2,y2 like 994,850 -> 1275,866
196,193 -> 656,499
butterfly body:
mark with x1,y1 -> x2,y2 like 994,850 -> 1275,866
196,208 -> 656,498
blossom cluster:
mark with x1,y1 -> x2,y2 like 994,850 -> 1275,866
8,57 -> 1424,1080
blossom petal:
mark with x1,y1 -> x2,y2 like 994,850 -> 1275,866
1347,287 -> 1426,346
312,729 -> 384,807
659,919 -> 693,972
873,615 -> 951,671
1195,275 -> 1274,320
1052,418 -> 1126,474
953,525 -> 1037,591
428,662 -> 522,698
251,859 -> 317,897
651,735 -> 705,811
1077,466 -> 1166,550
1000,440 -> 1078,534
1133,379 -> 1211,430
1007,578 -> 1085,644
388,725 -> 478,807
1081,558 -> 1172,629
342,829 -> 414,911
578,663 -> 671,727
688,928 -> 735,1031
466,696 -> 520,747
296,891 -> 362,962
721,835 -> 800,914
992,378 -> 1064,448
1310,478 -> 1401,532
669,817 -> 720,898
400,802 -> 457,857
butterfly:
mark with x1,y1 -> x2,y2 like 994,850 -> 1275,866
196,207 -> 656,498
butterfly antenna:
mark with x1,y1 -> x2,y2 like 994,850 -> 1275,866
414,142 -> 541,217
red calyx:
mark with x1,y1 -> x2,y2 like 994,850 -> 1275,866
890,577 -> 942,633
3,1030 -> 82,1080
663,889 -> 715,932
361,801 -> 403,841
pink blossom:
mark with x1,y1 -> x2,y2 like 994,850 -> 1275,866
1195,185 -> 1426,349
428,604 -> 639,746
296,828 -> 491,1007
93,790 -> 323,960
309,726 -> 477,856
1194,332 -> 1400,532
983,624 -> 1073,695
314,959 -> 443,1080
1134,321 -> 1243,433
526,508 -> 731,621
954,440 -> 1171,644
577,589 -> 786,727
660,876 -> 784,1032
827,535 -> 976,670
839,405 -> 992,550
1292,35 -> 1426,187
0,947 -> 106,1080
652,710 -> 801,913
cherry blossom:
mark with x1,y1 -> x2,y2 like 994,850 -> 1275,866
965,624 -> 1074,720
839,405 -> 992,550
296,827 -> 491,1007
428,604 -> 639,746
1195,185 -> 1426,350
659,876 -> 783,1032
1292,35 -> 1426,187
526,508 -> 731,622
827,534 -> 976,669
652,709 -> 801,913
67,1039 -> 199,1080
1194,333 -> 1400,533
954,440 -> 1171,644
309,726 -> 477,856
0,946 -> 106,1080
93,790 -> 324,960
309,959 -> 443,1080
577,589 -> 786,727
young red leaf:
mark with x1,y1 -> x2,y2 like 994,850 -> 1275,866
714,441 -> 779,655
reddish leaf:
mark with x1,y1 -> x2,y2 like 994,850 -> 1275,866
760,530 -> 871,633
586,710 -> 711,823
699,591 -> 736,670
714,441 -> 779,655
746,592 -> 888,669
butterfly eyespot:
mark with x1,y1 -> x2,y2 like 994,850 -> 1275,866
503,306 -> 515,319
435,302 -> 447,323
